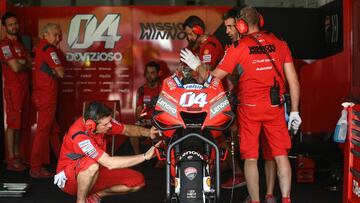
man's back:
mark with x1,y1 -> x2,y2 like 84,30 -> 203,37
218,32 -> 292,105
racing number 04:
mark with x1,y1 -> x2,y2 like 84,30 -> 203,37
179,92 -> 208,108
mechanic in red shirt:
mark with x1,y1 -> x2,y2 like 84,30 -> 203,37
30,23 -> 65,178
130,61 -> 162,155
221,9 -> 277,202
181,6 -> 301,203
183,15 -> 224,71
0,12 -> 31,172
54,101 -> 159,203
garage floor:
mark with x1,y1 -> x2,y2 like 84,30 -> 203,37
0,140 -> 343,203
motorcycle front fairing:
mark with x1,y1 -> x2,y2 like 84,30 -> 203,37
153,73 -> 234,138
152,73 -> 234,203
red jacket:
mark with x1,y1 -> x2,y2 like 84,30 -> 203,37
56,117 -> 125,173
32,39 -> 63,104
0,37 -> 30,88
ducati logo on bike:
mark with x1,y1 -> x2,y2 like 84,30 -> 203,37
184,167 -> 198,181
179,92 -> 207,107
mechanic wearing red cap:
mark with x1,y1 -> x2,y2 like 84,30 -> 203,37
30,23 -> 64,178
54,101 -> 159,203
0,12 -> 31,172
180,6 -> 301,203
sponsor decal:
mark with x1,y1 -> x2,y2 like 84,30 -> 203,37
50,52 -> 61,64
204,74 -> 213,87
1,46 -> 12,59
256,66 -> 272,71
186,107 -> 202,111
186,189 -> 197,199
67,14 -> 122,62
184,167 -> 197,181
183,84 -> 203,90
248,44 -> 276,55
210,96 -> 230,118
173,75 -> 183,87
143,95 -> 151,103
202,54 -> 211,63
203,49 -> 209,55
179,92 -> 207,108
78,139 -> 98,158
167,80 -> 176,90
251,58 -> 275,64
179,151 -> 204,160
139,22 -> 186,40
157,95 -> 177,117
353,179 -> 360,198
210,77 -> 220,90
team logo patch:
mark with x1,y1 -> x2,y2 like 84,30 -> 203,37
1,46 -> 13,59
202,54 -> 211,63
203,49 -> 209,55
184,167 -> 197,181
50,52 -> 61,65
78,139 -> 98,158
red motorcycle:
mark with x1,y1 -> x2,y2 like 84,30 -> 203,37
152,73 -> 234,203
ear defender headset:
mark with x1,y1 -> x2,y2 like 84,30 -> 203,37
183,16 -> 205,36
84,102 -> 100,133
236,8 -> 264,34
192,24 -> 204,35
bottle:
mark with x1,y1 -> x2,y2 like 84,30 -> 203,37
333,109 -> 348,143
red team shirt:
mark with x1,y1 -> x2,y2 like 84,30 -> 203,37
56,117 -> 125,173
198,35 -> 224,69
218,31 -> 293,105
0,37 -> 29,88
57,118 -> 146,196
32,39 -> 63,104
0,37 -> 30,129
136,83 -> 161,120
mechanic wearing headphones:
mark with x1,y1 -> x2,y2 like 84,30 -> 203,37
54,101 -> 159,203
180,6 -> 301,203
183,15 -> 224,71
221,9 -> 278,203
